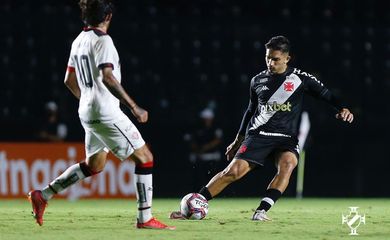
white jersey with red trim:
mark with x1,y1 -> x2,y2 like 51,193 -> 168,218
67,28 -> 124,123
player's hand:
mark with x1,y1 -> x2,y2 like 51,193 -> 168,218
225,141 -> 241,161
335,108 -> 354,123
131,105 -> 148,123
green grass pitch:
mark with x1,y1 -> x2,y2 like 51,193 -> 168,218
1,198 -> 389,240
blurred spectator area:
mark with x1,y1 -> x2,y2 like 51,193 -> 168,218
0,0 -> 389,141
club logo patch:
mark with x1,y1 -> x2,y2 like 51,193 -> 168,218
131,132 -> 139,139
284,82 -> 294,91
238,145 -> 247,154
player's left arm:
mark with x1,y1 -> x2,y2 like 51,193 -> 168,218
335,108 -> 353,123
95,36 -> 148,123
304,74 -> 354,123
64,68 -> 81,99
101,67 -> 148,123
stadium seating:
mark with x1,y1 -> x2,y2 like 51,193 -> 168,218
1,1 -> 389,196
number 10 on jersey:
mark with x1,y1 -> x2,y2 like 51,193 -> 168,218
74,55 -> 93,88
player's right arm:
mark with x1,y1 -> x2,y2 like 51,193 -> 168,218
101,67 -> 148,123
225,78 -> 258,160
225,135 -> 245,161
64,67 -> 81,99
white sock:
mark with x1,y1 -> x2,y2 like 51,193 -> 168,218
135,174 -> 153,223
41,163 -> 88,201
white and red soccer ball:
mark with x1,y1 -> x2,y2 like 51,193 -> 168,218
180,193 -> 209,220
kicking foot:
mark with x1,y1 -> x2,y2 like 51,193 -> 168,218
252,210 -> 272,221
136,217 -> 176,230
28,190 -> 48,226
169,211 -> 186,220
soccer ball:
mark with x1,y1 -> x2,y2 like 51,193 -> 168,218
180,193 -> 209,220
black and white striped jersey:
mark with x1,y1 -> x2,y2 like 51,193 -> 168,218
238,67 -> 343,138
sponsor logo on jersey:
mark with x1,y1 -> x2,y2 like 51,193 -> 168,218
83,119 -> 101,124
260,85 -> 270,91
260,101 -> 292,113
259,78 -> 268,83
292,68 -> 323,86
284,82 -> 294,91
259,131 -> 291,138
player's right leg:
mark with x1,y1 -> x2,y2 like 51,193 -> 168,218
28,130 -> 108,226
170,159 -> 255,219
203,158 -> 255,198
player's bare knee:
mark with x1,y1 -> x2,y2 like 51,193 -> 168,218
221,167 -> 241,182
145,150 -> 153,163
287,158 -> 297,169
86,154 -> 106,173
140,148 -> 153,163
87,161 -> 105,173
131,146 -> 153,164
139,153 -> 152,164
279,159 -> 297,174
81,160 -> 104,176
279,152 -> 297,167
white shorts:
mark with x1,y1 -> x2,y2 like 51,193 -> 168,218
81,116 -> 145,161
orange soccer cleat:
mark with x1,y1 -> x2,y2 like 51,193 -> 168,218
28,190 -> 48,226
136,217 -> 176,230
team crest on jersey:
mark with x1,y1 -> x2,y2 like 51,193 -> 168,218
238,145 -> 247,154
132,132 -> 139,139
284,82 -> 294,91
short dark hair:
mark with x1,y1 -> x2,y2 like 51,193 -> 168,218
79,0 -> 114,26
265,36 -> 290,53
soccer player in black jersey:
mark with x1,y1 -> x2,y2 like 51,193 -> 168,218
171,35 -> 353,221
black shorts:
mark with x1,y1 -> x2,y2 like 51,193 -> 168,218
234,135 -> 299,166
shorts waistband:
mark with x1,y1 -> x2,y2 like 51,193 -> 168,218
258,131 -> 291,138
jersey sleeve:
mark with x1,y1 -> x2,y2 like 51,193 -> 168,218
303,73 -> 344,111
66,41 -> 76,72
66,56 -> 75,72
95,36 -> 116,70
237,78 -> 258,136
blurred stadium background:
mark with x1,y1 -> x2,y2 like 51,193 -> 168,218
0,0 -> 389,200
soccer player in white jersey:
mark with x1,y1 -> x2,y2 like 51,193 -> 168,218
28,0 -> 175,230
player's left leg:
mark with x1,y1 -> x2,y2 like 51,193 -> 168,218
170,159 -> 256,220
202,158 -> 255,198
129,144 -> 175,230
253,151 -> 298,221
